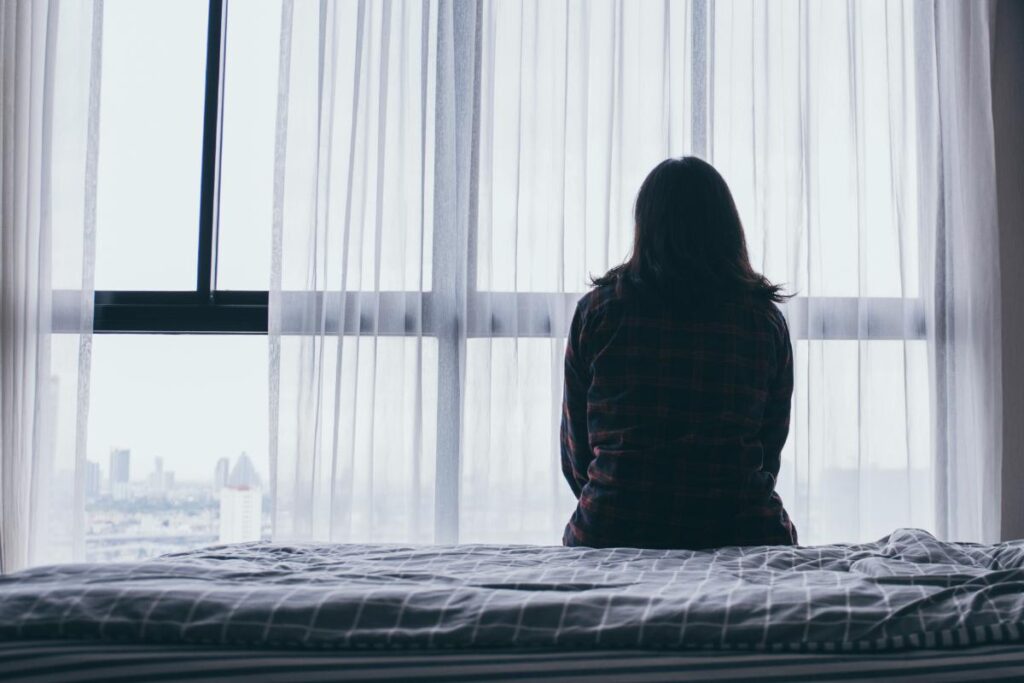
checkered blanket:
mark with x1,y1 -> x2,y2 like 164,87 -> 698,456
1,528 -> 1022,651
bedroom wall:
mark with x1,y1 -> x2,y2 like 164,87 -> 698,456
994,0 -> 1024,541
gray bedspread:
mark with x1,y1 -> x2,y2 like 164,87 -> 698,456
1,528 -> 1022,651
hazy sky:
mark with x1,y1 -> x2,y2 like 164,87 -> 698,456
88,336 -> 269,483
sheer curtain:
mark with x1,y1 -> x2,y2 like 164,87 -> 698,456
268,0 -> 1001,545
0,0 -> 101,572
919,0 -> 1002,542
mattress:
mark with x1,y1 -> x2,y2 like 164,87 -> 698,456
3,639 -> 1024,682
1,528 -> 1022,654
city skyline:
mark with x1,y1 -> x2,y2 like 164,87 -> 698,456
87,447 -> 268,487
85,450 -> 270,562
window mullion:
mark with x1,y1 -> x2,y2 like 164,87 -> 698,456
430,0 -> 481,545
196,0 -> 227,300
690,0 -> 710,158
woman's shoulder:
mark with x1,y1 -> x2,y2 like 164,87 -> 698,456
578,279 -> 790,337
691,292 -> 791,341
577,281 -> 623,316
762,299 -> 790,332
735,297 -> 791,342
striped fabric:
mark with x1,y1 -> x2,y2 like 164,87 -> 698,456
2,639 -> 1024,682
1,528 -> 1023,654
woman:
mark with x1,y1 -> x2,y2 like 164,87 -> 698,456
560,157 -> 798,549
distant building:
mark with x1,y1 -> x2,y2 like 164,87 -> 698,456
214,457 -> 230,492
149,457 -> 164,494
147,457 -> 175,495
109,448 -> 130,500
84,460 -> 101,499
218,453 -> 262,544
110,448 -> 130,482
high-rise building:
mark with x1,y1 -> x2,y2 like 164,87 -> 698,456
109,448 -> 130,482
218,453 -> 261,539
214,457 -> 230,492
148,457 -> 174,495
109,448 -> 130,499
218,453 -> 262,544
227,453 -> 260,489
148,457 -> 164,492
84,460 -> 101,499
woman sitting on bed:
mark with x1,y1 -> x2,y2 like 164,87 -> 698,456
560,156 -> 798,550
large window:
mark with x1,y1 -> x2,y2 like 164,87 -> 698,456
55,0 -> 930,556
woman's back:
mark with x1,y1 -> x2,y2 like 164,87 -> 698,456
560,279 -> 798,549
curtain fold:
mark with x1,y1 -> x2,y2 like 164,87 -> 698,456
0,0 -> 100,572
918,0 -> 1002,542
267,0 -> 1000,546
270,0 -> 443,542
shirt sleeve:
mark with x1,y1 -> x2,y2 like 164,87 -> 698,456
760,312 -> 794,479
560,302 -> 595,498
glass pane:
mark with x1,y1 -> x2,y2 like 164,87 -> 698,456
216,0 -> 280,290
476,1 -> 686,293
461,338 -> 577,544
31,333 -> 90,566
51,2 -> 98,291
218,0 -> 434,292
711,0 -> 920,298
86,336 -> 269,562
273,335 -> 438,542
777,339 -> 933,545
94,0 -> 208,290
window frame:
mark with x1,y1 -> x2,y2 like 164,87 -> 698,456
83,0 -> 268,335
57,0 -> 928,543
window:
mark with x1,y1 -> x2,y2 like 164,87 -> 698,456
55,0 -> 930,553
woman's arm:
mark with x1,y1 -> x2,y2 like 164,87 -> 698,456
560,304 -> 594,498
760,314 -> 794,478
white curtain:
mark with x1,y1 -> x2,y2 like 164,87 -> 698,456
268,0 -> 1001,546
918,0 -> 1002,542
0,0 -> 101,572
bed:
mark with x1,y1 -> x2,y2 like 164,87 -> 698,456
1,528 -> 1022,681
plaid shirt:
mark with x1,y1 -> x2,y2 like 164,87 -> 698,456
560,281 -> 798,549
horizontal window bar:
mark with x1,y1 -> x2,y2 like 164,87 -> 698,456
56,290 -> 268,334
785,297 -> 927,341
94,304 -> 266,334
466,294 -> 925,340
53,290 -> 927,340
94,290 -> 268,306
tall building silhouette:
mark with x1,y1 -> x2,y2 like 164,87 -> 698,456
109,448 -> 130,499
84,460 -> 101,499
148,457 -> 174,495
218,452 -> 262,544
214,457 -> 230,491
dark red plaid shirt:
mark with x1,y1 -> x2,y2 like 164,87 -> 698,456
560,280 -> 798,549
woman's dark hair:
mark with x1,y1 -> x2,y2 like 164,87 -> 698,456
592,156 -> 790,304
